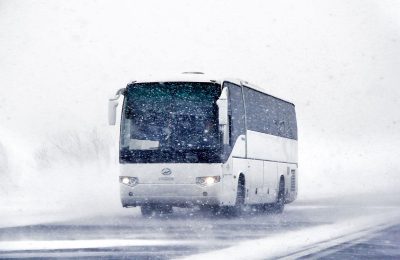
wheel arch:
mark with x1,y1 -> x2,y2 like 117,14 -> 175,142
238,172 -> 246,186
235,172 -> 246,205
279,175 -> 285,191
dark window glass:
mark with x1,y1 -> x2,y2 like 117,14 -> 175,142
243,87 -> 297,140
120,82 -> 222,163
228,83 -> 246,144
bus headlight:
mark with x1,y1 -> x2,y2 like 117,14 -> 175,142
196,176 -> 221,186
119,176 -> 138,187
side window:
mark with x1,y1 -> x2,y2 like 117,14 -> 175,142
286,105 -> 298,140
276,100 -> 286,137
225,82 -> 245,145
244,87 -> 277,135
278,101 -> 298,140
244,86 -> 297,140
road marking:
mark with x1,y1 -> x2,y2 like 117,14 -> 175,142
0,239 -> 194,251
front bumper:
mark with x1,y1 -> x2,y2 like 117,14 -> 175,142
120,183 -> 221,207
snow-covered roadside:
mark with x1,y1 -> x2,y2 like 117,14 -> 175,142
0,128 -> 123,228
183,209 -> 400,260
0,160 -> 124,228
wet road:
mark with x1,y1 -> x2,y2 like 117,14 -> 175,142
306,224 -> 400,259
1,201 -> 399,259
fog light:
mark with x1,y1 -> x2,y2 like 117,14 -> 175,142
122,177 -> 130,184
119,176 -> 139,187
205,177 -> 215,185
196,176 -> 220,186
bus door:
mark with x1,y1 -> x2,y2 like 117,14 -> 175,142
221,82 -> 247,205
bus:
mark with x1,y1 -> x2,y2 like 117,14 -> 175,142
108,73 -> 298,216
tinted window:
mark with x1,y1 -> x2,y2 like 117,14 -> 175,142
227,82 -> 246,144
243,87 -> 297,140
120,82 -> 222,163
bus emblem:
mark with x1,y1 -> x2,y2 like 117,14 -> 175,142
161,168 -> 172,175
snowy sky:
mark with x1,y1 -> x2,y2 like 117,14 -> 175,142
1,0 -> 400,196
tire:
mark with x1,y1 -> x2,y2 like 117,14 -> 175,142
221,175 -> 245,217
269,178 -> 285,214
141,204 -> 154,217
236,175 -> 245,207
156,204 -> 173,215
199,205 -> 220,215
272,179 -> 285,214
142,204 -> 173,217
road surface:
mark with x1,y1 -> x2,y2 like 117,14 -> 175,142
1,200 -> 399,259
302,224 -> 400,259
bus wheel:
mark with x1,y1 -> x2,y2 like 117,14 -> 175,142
156,204 -> 173,215
141,204 -> 154,217
266,178 -> 285,214
236,175 -> 245,210
199,205 -> 220,215
221,175 -> 245,217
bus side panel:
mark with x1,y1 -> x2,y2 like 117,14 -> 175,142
263,161 -> 278,203
247,159 -> 264,204
221,157 -> 236,206
220,134 -> 247,206
286,165 -> 298,203
246,130 -> 298,163
230,157 -> 249,205
277,163 -> 298,203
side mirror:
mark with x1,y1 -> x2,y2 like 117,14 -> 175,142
216,87 -> 229,145
108,99 -> 119,125
108,88 -> 126,126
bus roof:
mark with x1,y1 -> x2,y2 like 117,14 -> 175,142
129,73 -> 294,106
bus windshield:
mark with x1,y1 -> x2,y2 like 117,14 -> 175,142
120,82 -> 222,163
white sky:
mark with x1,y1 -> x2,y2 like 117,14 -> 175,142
1,0 -> 400,196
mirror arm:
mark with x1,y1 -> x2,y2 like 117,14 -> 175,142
109,87 -> 126,102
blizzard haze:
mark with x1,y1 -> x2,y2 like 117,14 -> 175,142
1,0 -> 400,220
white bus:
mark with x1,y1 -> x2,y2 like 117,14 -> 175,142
108,73 -> 298,216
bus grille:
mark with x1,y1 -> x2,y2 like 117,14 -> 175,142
290,170 -> 296,191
